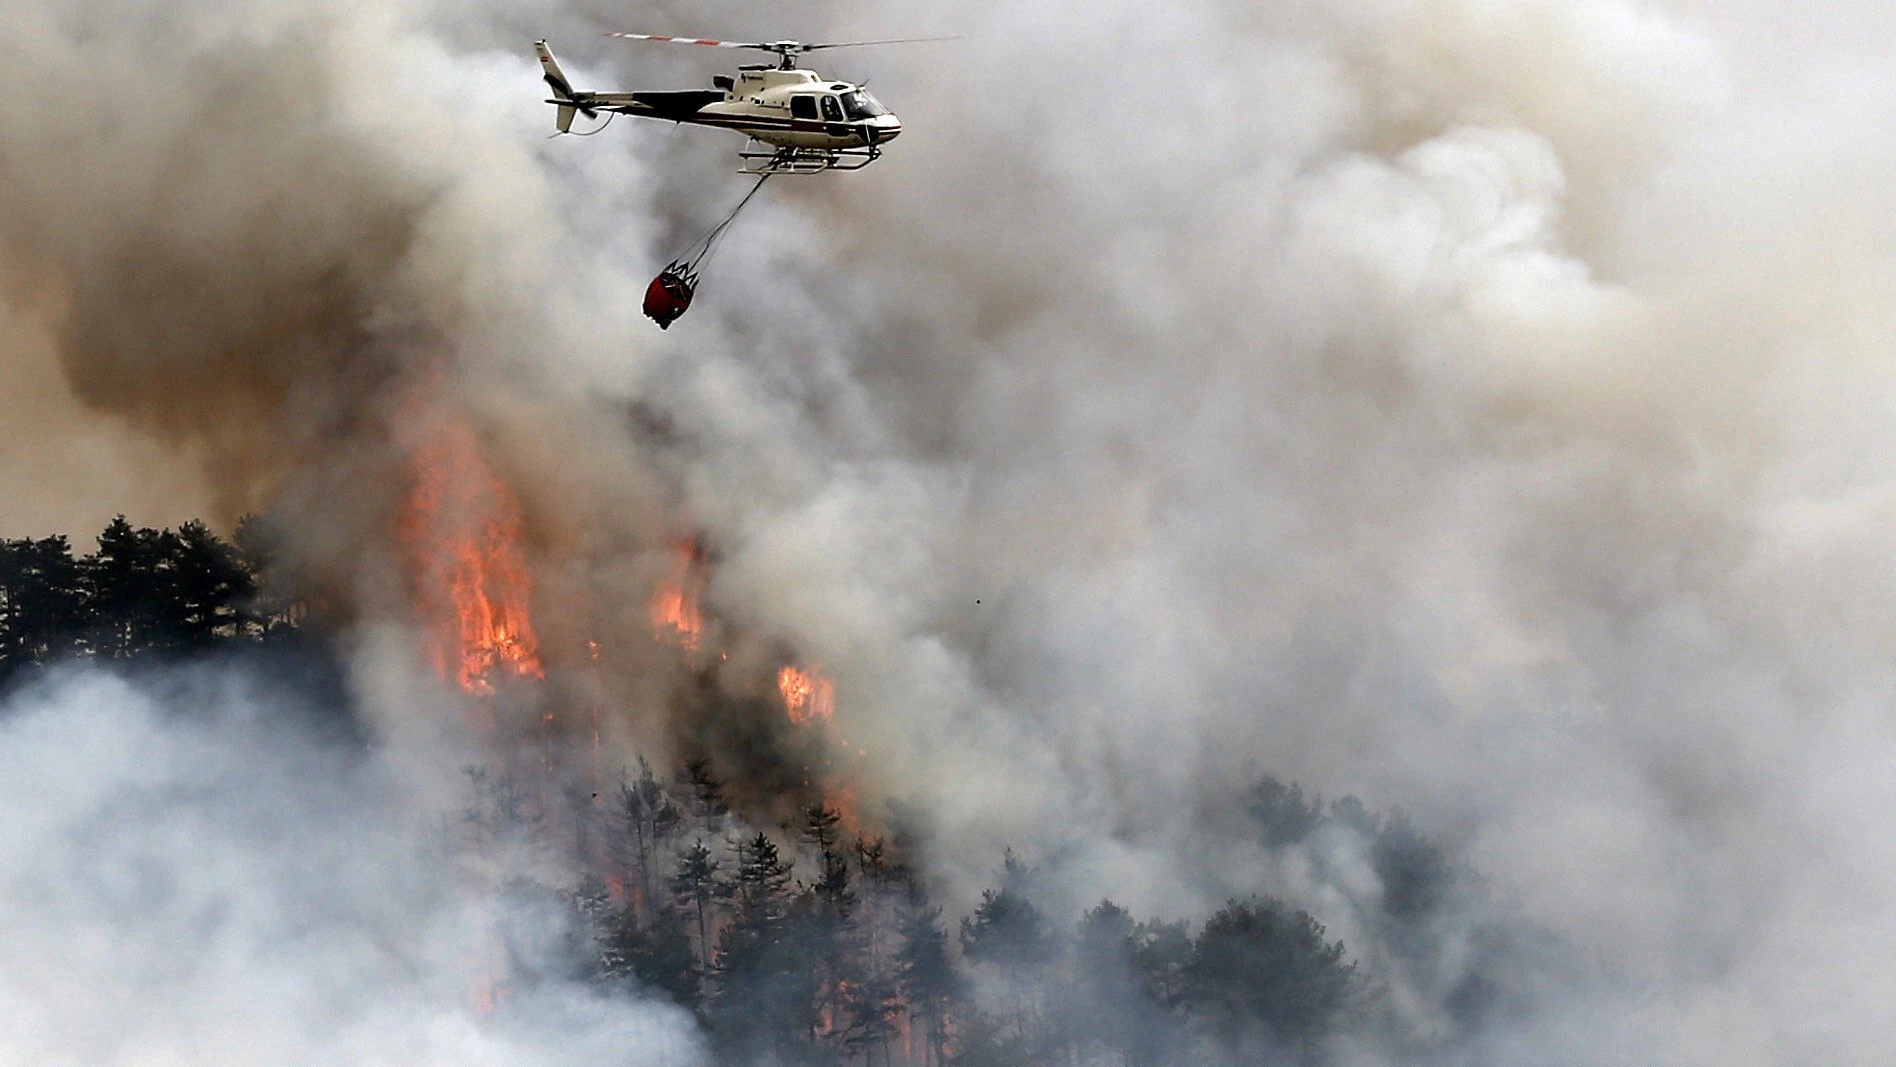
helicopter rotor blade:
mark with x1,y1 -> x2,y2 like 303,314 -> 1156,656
603,33 -> 774,50
604,32 -> 958,55
800,36 -> 961,51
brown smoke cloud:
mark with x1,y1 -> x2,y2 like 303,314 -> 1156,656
0,301 -> 213,536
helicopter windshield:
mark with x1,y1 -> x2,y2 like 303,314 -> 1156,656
841,90 -> 890,119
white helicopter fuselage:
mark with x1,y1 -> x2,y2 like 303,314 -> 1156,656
695,67 -> 903,149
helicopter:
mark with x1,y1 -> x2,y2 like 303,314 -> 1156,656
535,34 -> 939,175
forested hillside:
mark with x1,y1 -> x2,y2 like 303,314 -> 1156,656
0,516 -> 1523,1066
503,760 -> 1507,1066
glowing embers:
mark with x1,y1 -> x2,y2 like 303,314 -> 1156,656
778,664 -> 835,726
650,537 -> 705,651
401,416 -> 545,696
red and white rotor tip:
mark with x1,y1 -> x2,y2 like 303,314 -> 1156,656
604,33 -> 756,47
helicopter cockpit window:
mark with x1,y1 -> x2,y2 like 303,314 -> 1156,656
791,95 -> 819,120
841,90 -> 890,119
821,95 -> 845,122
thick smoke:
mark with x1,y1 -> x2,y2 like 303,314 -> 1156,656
0,302 -> 213,534
4,0 -> 1896,1062
0,668 -> 701,1066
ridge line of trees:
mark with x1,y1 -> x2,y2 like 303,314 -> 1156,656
0,515 -> 295,685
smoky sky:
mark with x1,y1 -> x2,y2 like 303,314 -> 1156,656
4,0 -> 1896,1063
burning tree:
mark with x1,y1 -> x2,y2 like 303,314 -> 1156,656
650,537 -> 705,651
779,664 -> 835,726
399,415 -> 544,701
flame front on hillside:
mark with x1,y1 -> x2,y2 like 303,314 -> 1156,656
400,414 -> 545,701
395,405 -> 550,1017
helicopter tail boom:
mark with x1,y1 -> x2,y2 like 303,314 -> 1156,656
534,40 -> 592,133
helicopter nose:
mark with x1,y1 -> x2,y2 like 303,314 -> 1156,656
871,115 -> 902,143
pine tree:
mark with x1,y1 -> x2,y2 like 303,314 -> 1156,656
1183,896 -> 1360,1058
567,876 -> 616,981
1132,917 -> 1192,1011
621,756 -> 683,918
895,886 -> 961,1067
723,831 -> 793,938
600,902 -> 700,1008
853,835 -> 907,973
1058,900 -> 1189,1066
709,831 -> 813,1061
171,519 -> 254,647
797,804 -> 861,1053
86,516 -> 175,657
1128,918 -> 1193,1067
840,968 -> 904,1067
669,838 -> 724,982
959,853 -> 1054,1043
1057,900 -> 1140,1060
0,536 -> 89,680
802,802 -> 844,855
1245,776 -> 1326,848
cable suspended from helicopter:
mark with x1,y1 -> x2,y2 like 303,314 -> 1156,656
642,175 -> 771,329
536,32 -> 950,327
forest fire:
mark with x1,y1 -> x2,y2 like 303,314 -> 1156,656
650,538 -> 704,651
400,415 -> 545,698
778,665 -> 835,726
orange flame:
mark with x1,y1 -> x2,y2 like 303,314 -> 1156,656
650,538 -> 704,651
778,665 -> 835,726
401,417 -> 545,696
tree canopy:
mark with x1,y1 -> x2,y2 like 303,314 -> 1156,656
0,515 -> 293,686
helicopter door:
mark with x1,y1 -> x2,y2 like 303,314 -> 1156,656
790,95 -> 819,122
821,95 -> 845,122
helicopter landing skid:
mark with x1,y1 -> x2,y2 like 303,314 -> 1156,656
739,143 -> 882,175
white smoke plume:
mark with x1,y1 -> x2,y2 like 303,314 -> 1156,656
0,668 -> 702,1067
3,0 -> 1896,1062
